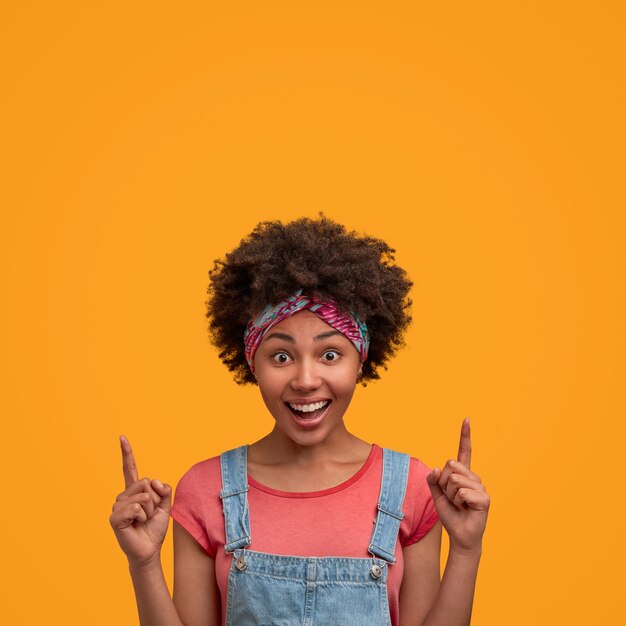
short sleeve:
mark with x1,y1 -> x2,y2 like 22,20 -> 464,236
170,465 -> 216,558
403,458 -> 440,547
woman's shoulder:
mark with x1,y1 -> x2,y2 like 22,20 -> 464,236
170,454 -> 225,558
171,454 -> 224,522
376,445 -> 433,477
377,446 -> 435,503
408,455 -> 433,480
175,453 -> 223,492
371,446 -> 438,544
175,444 -> 254,490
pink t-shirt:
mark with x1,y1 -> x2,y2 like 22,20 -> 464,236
170,444 -> 439,626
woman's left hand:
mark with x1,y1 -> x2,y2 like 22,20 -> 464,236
426,419 -> 490,554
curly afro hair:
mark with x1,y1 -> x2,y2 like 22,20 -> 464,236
205,214 -> 413,385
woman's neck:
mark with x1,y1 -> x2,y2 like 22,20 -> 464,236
251,423 -> 369,465
246,426 -> 373,492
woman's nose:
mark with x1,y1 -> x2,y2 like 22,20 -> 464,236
290,358 -> 322,391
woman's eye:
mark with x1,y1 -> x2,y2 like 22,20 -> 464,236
322,350 -> 340,362
272,352 -> 291,364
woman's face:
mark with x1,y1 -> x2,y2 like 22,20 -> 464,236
253,310 -> 362,447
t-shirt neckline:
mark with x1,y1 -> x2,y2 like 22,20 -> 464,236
247,444 -> 380,499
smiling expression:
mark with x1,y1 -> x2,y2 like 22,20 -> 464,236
253,310 -> 363,446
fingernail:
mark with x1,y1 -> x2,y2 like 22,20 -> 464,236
154,479 -> 163,488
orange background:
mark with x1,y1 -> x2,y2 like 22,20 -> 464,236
1,2 -> 624,624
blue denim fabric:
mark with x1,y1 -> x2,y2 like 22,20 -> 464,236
220,446 -> 410,626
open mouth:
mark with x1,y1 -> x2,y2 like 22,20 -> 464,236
286,400 -> 331,420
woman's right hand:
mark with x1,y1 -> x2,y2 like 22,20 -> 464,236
109,435 -> 172,567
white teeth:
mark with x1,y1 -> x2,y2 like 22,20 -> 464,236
289,400 -> 329,413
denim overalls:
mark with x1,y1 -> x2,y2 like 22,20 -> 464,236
219,446 -> 410,626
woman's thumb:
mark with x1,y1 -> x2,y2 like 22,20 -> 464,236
426,467 -> 444,500
151,479 -> 173,513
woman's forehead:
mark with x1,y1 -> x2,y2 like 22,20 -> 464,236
267,310 -> 334,334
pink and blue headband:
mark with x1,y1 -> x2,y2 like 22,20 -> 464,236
243,289 -> 370,374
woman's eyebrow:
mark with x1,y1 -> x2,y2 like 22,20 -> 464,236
314,330 -> 342,341
264,332 -> 294,343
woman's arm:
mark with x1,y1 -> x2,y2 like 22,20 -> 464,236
172,521 -> 221,626
401,420 -> 490,626
111,437 -> 184,626
110,438 -> 219,626
399,521 -> 442,625
400,527 -> 482,626
423,543 -> 481,626
128,557 -> 184,626
125,520 -> 219,626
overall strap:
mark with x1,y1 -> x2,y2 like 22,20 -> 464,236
368,448 -> 411,564
220,446 -> 252,553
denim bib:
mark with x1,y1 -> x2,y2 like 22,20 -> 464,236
219,446 -> 410,626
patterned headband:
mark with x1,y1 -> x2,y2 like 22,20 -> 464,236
243,289 -> 370,374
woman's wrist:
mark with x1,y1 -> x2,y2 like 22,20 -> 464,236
448,540 -> 483,562
128,552 -> 163,576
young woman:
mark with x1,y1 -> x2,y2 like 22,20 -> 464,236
110,215 -> 490,626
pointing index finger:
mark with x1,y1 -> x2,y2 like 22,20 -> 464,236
120,435 -> 139,489
457,418 -> 472,469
